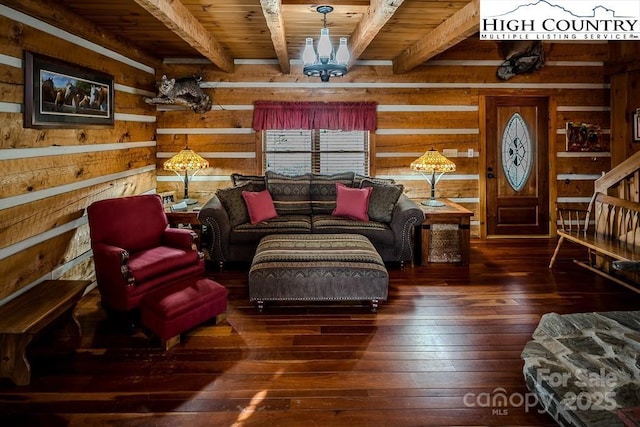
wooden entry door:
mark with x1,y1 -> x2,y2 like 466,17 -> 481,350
486,96 -> 549,236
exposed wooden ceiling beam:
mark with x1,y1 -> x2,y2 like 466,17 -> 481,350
0,0 -> 160,68
393,0 -> 480,74
260,0 -> 290,74
348,0 -> 405,68
133,0 -> 234,73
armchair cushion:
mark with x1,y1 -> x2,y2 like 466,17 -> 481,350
127,246 -> 200,283
162,227 -> 197,249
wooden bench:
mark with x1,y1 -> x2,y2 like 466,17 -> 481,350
549,192 -> 640,293
0,280 -> 90,385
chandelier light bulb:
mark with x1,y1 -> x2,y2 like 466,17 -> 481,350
336,37 -> 349,65
317,27 -> 332,61
302,38 -> 316,65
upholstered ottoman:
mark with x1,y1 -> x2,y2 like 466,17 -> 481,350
141,277 -> 227,349
249,234 -> 388,312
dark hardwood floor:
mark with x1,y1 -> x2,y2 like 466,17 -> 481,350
1,239 -> 639,426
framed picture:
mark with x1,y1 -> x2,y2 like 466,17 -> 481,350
565,122 -> 608,152
634,110 -> 640,142
24,51 -> 114,129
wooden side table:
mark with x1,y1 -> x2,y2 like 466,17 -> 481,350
165,205 -> 204,249
416,198 -> 473,266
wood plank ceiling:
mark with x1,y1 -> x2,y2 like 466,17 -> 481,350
54,0 -> 479,74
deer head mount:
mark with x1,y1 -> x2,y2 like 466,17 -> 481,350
497,41 -> 545,81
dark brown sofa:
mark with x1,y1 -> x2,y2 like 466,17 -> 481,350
198,171 -> 424,267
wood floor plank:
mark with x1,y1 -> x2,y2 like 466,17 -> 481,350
0,239 -> 638,426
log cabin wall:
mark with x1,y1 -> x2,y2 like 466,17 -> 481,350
0,5 -> 159,303
0,1 -> 611,306
155,38 -> 610,238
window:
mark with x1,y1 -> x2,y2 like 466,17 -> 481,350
263,129 -> 369,175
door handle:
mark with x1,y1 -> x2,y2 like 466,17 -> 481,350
487,166 -> 494,179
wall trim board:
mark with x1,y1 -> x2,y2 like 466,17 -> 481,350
0,141 -> 156,160
0,102 -> 21,113
157,175 -> 231,182
114,84 -> 155,97
427,60 -> 603,67
201,81 -> 609,90
556,152 -> 611,158
156,128 -> 255,135
157,151 -> 255,159
0,5 -> 154,74
557,106 -> 611,112
377,129 -> 479,135
0,165 -> 156,210
167,58 -> 604,68
557,174 -> 601,180
114,113 -> 156,123
377,105 -> 479,112
0,215 -> 87,262
381,174 -> 480,181
0,53 -> 22,68
557,197 -> 593,203
377,151 -> 479,158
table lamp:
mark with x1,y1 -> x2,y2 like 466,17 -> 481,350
163,145 -> 209,205
410,148 -> 456,207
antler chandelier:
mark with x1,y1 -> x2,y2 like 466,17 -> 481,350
302,5 -> 350,82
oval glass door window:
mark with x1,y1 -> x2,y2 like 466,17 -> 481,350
501,112 -> 532,192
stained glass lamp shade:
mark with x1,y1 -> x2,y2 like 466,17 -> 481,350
163,147 -> 209,205
410,149 -> 456,207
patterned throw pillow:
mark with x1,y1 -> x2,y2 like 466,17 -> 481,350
360,178 -> 404,223
265,171 -> 312,215
216,182 -> 254,227
353,174 -> 395,188
230,173 -> 266,191
310,172 -> 355,214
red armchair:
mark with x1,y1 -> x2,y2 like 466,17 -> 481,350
87,194 -> 204,313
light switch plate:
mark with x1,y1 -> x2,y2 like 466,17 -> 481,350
467,148 -> 474,158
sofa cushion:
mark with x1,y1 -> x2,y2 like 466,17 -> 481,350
310,172 -> 355,214
332,183 -> 372,221
242,189 -> 278,224
312,215 -> 394,247
266,171 -> 312,215
230,215 -> 312,243
360,179 -> 404,223
216,182 -> 254,227
231,173 -> 266,190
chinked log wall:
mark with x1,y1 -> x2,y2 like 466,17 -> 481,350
0,4 -> 159,303
0,2 -> 610,305
154,39 -> 610,239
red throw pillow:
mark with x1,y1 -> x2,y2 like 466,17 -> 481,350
242,190 -> 278,224
332,182 -> 372,221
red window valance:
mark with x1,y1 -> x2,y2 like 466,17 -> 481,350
252,101 -> 377,131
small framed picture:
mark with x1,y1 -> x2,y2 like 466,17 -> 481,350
634,109 -> 640,142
